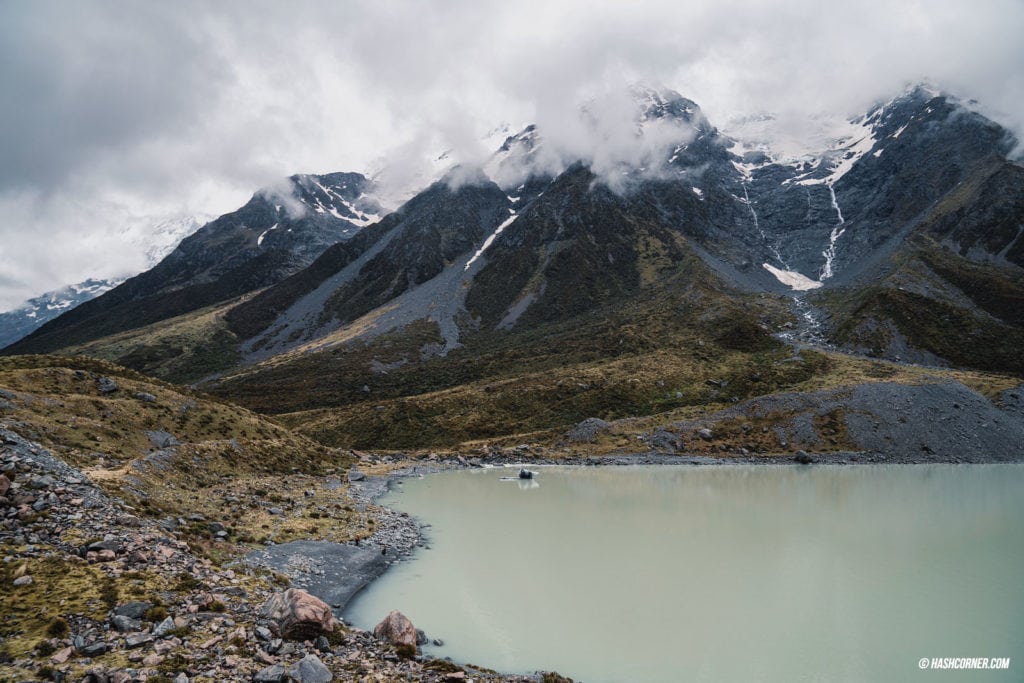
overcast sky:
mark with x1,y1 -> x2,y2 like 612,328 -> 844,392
1,0 -> 1022,310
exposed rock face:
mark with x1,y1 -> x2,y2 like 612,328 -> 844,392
261,588 -> 337,641
373,610 -> 417,647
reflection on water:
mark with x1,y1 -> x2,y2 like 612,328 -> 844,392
346,465 -> 1024,683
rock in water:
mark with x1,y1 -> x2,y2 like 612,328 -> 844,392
261,588 -> 337,641
287,654 -> 333,683
794,450 -> 815,464
374,610 -> 417,647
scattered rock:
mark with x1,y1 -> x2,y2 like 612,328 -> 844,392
565,417 -> 611,443
114,602 -> 153,620
125,632 -> 154,648
81,642 -> 109,657
697,428 -> 714,440
111,614 -> 142,633
146,430 -> 180,449
374,610 -> 417,647
252,664 -> 286,683
135,392 -> 158,403
142,653 -> 164,666
12,575 -> 32,586
51,645 -> 74,664
153,616 -> 177,637
261,588 -> 337,641
287,653 -> 333,683
347,469 -> 366,482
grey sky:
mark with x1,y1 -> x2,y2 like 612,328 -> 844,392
1,0 -> 1022,309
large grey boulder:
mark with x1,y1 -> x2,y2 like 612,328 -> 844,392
287,654 -> 333,682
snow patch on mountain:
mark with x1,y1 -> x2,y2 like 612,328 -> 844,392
0,278 -> 124,349
762,264 -> 822,291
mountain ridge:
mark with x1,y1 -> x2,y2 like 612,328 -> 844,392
6,83 -> 1023,448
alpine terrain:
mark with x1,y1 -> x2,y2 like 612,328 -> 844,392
2,83 -> 1023,682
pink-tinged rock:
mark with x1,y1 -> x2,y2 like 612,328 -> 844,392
200,635 -> 223,649
373,610 -> 417,647
142,653 -> 164,667
86,549 -> 117,563
261,588 -> 337,641
50,645 -> 74,664
0,474 -> 9,497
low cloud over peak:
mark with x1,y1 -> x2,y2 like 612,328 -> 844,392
1,0 -> 1022,309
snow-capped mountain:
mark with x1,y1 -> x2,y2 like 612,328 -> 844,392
8,84 -> 1023,382
5,171 -> 391,354
0,278 -> 123,349
0,215 -> 208,350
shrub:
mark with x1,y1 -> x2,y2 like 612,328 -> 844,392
45,617 -> 69,638
144,606 -> 168,622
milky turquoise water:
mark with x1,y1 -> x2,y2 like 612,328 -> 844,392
346,465 -> 1024,682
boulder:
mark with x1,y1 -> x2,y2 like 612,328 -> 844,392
794,451 -> 815,464
287,653 -> 333,683
97,377 -> 119,394
252,664 -> 286,683
111,614 -> 142,633
261,588 -> 337,641
697,428 -> 714,440
0,474 -> 9,497
373,610 -> 417,647
125,632 -> 154,648
153,616 -> 176,637
113,601 -> 153,620
146,430 -> 180,449
347,469 -> 366,482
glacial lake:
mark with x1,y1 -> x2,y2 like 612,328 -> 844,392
346,465 -> 1024,682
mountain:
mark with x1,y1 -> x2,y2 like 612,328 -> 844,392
7,85 -> 1023,448
0,278 -> 122,349
0,214 -> 207,349
3,172 -> 387,355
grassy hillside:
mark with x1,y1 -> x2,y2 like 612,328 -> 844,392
0,355 -> 364,544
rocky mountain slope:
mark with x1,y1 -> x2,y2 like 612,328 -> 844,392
4,173 -> 387,355
0,215 -> 208,349
0,279 -> 123,350
6,85 -> 1023,450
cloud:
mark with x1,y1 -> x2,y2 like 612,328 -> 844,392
0,0 -> 1022,309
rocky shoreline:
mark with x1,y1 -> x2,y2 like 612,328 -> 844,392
4,412 -> 1022,683
0,429 -> 556,683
